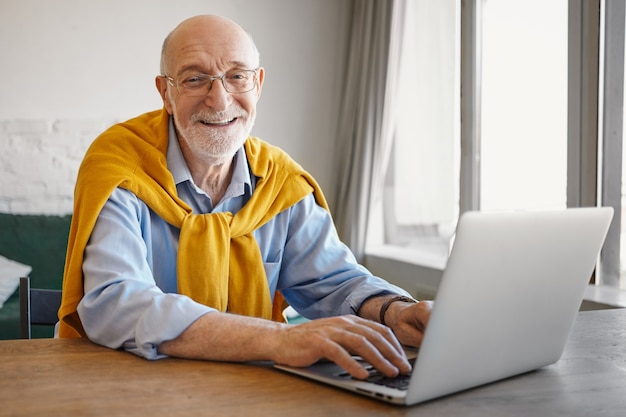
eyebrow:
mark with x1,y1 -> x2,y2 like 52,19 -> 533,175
176,61 -> 254,76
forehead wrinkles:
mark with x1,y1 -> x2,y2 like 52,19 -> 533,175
181,42 -> 252,64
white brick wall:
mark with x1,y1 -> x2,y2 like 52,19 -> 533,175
0,119 -> 116,215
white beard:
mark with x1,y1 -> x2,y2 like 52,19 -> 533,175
176,109 -> 255,166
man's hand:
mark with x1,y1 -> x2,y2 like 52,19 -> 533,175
273,315 -> 412,380
382,300 -> 434,347
357,295 -> 434,348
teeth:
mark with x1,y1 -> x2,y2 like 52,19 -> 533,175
203,119 -> 233,126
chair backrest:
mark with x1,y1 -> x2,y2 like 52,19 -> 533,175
19,276 -> 63,339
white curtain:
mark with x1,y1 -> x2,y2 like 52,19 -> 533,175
333,0 -> 406,260
393,0 -> 458,225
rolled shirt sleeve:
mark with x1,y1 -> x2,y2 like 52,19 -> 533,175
79,188 -> 213,360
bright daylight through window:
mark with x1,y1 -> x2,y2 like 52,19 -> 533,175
481,0 -> 568,212
376,0 -> 568,268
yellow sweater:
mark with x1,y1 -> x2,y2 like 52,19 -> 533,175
58,108 -> 328,338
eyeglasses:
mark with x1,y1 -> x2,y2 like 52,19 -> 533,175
163,69 -> 259,96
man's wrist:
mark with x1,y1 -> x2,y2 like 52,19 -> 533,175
356,293 -> 417,323
379,296 -> 417,326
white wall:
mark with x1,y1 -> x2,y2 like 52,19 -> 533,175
0,0 -> 351,214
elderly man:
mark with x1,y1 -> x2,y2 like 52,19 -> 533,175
59,15 -> 431,380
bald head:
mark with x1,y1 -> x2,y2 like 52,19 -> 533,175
160,15 -> 260,76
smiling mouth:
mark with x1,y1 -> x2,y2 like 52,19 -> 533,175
200,118 -> 236,126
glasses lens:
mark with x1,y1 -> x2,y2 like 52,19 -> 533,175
222,70 -> 256,93
177,75 -> 211,96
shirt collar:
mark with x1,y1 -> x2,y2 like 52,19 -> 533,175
166,117 -> 252,197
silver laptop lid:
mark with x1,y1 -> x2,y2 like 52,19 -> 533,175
407,207 -> 613,405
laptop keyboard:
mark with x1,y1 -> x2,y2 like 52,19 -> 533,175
338,358 -> 416,391
364,367 -> 413,390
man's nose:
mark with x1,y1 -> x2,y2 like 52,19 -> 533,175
204,77 -> 231,110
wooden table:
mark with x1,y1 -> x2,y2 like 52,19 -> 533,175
1,309 -> 625,417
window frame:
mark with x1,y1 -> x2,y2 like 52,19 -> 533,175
597,0 -> 625,287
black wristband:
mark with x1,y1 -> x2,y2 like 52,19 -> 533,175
379,296 -> 417,326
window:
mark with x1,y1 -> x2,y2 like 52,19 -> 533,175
372,0 -> 459,269
372,0 -> 625,292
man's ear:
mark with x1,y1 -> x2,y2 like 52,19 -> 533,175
255,67 -> 265,100
155,76 -> 174,114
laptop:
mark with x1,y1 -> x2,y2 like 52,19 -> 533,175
274,207 -> 614,405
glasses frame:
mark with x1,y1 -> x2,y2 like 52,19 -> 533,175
163,68 -> 260,96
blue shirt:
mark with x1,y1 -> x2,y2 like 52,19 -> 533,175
78,119 -> 408,359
